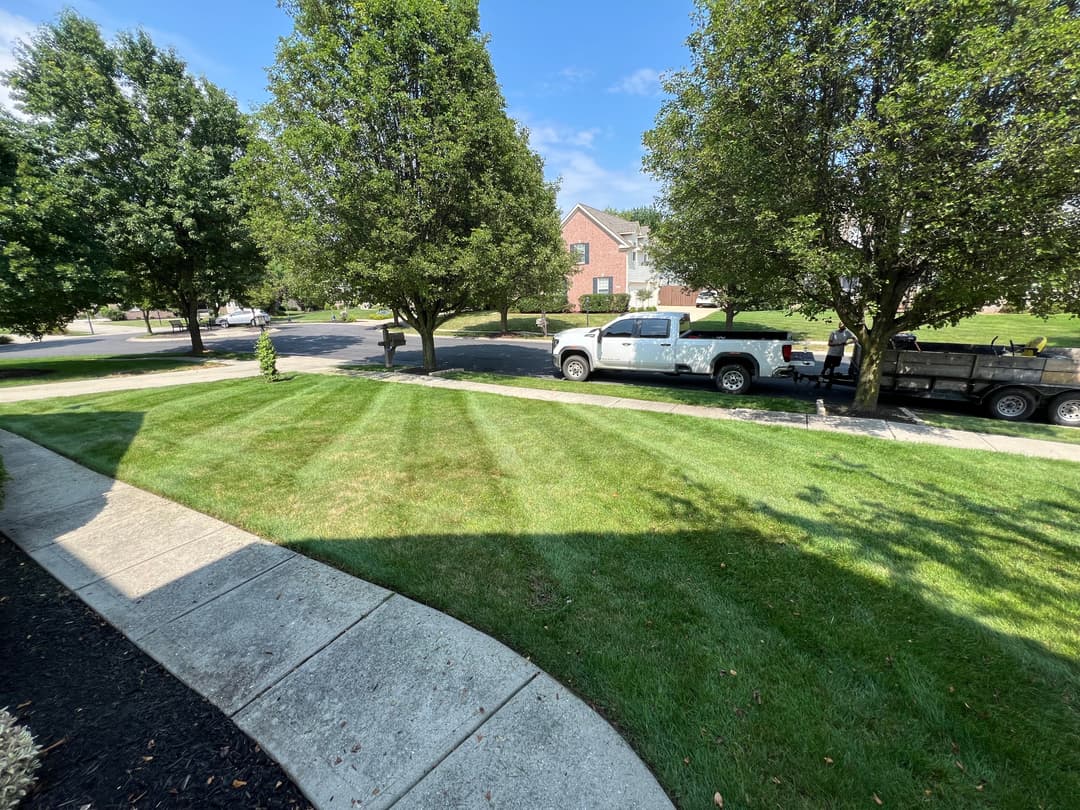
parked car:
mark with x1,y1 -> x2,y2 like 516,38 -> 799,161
216,308 -> 270,328
551,311 -> 794,394
695,290 -> 719,307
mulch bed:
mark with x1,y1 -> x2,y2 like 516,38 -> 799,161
0,534 -> 312,809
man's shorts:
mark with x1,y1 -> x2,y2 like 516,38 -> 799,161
823,354 -> 843,371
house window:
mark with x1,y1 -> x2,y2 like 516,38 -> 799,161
570,242 -> 589,264
593,276 -> 612,294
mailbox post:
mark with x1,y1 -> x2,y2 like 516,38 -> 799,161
378,324 -> 406,368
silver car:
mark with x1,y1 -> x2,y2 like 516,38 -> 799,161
216,308 -> 271,327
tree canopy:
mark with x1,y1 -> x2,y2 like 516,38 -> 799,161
244,0 -> 568,369
0,117 -> 113,338
646,0 -> 1080,411
6,12 -> 262,352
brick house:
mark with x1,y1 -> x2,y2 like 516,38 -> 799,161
561,204 -> 659,311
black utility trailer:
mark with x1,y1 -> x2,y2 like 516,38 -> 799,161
879,341 -> 1080,424
796,338 -> 1080,425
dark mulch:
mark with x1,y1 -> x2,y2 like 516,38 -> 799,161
0,534 -> 312,809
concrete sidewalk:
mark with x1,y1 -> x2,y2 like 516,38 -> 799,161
0,430 -> 672,809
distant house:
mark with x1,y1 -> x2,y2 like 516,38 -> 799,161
561,204 -> 659,311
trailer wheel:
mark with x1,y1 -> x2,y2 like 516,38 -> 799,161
561,353 -> 590,382
987,388 -> 1038,421
1049,391 -> 1080,427
715,363 -> 752,395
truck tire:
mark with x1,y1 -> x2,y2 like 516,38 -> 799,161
987,388 -> 1037,421
1049,391 -> 1080,426
715,363 -> 751,395
561,354 -> 590,382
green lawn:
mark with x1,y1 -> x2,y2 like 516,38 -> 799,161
0,354 -> 220,388
272,308 -> 393,323
0,375 -> 1077,809
440,370 -> 815,413
914,411 -> 1080,445
436,310 -> 620,336
699,309 -> 1080,347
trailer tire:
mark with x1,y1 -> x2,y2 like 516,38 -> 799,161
715,363 -> 752,395
1048,391 -> 1080,427
987,388 -> 1038,421
561,353 -> 590,382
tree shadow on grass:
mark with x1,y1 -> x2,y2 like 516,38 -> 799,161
1,409 -> 1077,809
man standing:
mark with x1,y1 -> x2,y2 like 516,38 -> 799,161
823,323 -> 854,379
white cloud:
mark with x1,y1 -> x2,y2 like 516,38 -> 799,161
608,67 -> 662,97
511,109 -> 657,214
0,10 -> 37,112
558,66 -> 593,83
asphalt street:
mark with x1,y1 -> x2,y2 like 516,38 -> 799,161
2,320 -> 870,409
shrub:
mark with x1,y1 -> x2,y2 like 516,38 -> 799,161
254,330 -> 279,381
0,707 -> 40,809
517,296 -> 572,314
578,293 -> 630,313
103,307 -> 127,321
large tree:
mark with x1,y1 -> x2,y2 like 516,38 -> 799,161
245,0 -> 566,369
480,135 -> 574,332
0,117 -> 113,338
646,0 -> 1080,412
7,13 -> 262,353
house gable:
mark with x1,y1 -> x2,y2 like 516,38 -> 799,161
562,203 -> 649,311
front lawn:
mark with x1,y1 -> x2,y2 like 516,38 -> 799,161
440,370 -> 815,413
0,375 -> 1077,808
272,308 -> 392,323
0,354 -> 219,388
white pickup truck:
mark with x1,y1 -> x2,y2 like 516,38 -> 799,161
551,311 -> 794,394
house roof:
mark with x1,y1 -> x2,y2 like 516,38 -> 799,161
562,203 -> 650,248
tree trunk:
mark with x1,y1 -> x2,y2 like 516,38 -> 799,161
724,300 -> 736,329
851,332 -> 891,415
419,328 -> 437,371
499,305 -> 510,334
184,298 -> 205,354
141,308 -> 153,335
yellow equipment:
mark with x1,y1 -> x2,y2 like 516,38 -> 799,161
1022,336 -> 1047,357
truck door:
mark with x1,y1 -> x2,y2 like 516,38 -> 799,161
598,318 -> 638,368
634,318 -> 676,370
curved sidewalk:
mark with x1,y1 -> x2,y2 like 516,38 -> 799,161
0,430 -> 672,809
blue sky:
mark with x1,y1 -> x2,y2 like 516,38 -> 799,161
1,0 -> 698,213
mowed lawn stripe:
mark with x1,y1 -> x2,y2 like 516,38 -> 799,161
0,374 -> 1075,809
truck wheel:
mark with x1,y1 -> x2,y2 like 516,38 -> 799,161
1049,391 -> 1080,427
715,363 -> 751,395
561,354 -> 590,382
987,388 -> 1037,421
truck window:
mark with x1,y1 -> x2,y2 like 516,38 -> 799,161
639,319 -> 670,338
679,315 -> 691,335
603,319 -> 636,338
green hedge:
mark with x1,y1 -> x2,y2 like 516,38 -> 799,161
578,293 -> 630,313
517,296 -> 572,313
